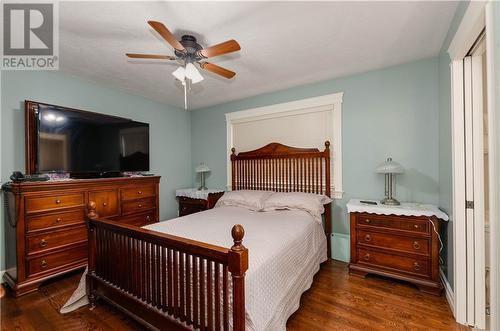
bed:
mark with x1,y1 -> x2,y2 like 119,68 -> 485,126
86,141 -> 332,331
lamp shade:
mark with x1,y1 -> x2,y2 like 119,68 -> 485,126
376,157 -> 404,174
185,63 -> 204,83
172,66 -> 186,81
195,163 -> 210,173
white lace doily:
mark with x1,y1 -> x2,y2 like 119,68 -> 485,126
346,199 -> 449,221
175,188 -> 224,200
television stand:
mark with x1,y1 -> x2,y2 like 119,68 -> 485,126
70,171 -> 125,179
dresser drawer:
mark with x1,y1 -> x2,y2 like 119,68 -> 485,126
121,185 -> 156,201
27,226 -> 87,255
27,209 -> 85,232
357,230 -> 430,256
89,189 -> 119,218
357,248 -> 430,277
27,244 -> 87,276
356,214 -> 429,234
117,211 -> 156,226
121,198 -> 156,215
26,193 -> 85,213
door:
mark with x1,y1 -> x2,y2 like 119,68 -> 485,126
463,32 -> 488,329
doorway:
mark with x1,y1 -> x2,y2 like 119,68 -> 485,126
462,31 -> 489,329
449,2 -> 499,327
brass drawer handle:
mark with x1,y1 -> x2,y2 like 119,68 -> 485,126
413,224 -> 419,229
364,234 -> 371,242
138,204 -> 143,208
413,241 -> 421,250
364,219 -> 371,224
413,262 -> 420,271
363,253 -> 371,261
146,215 -> 151,221
138,191 -> 142,195
102,202 -> 107,207
55,199 -> 61,204
39,239 -> 47,248
41,260 -> 48,269
56,218 -> 62,223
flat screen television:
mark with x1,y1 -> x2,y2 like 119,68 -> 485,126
35,102 -> 149,177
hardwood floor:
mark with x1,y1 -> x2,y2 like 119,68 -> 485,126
1,261 -> 467,331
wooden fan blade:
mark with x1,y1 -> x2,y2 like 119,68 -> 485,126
199,62 -> 236,79
199,40 -> 240,58
147,21 -> 185,52
126,53 -> 176,60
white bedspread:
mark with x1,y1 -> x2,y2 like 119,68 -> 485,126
144,205 -> 327,331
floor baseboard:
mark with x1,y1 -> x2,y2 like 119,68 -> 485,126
440,267 -> 455,316
330,233 -> 350,262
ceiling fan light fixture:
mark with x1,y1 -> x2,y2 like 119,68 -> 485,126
185,62 -> 204,84
172,66 -> 186,81
190,74 -> 204,84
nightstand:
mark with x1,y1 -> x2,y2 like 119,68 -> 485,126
347,199 -> 449,296
176,188 -> 224,217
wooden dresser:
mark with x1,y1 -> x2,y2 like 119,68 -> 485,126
2,176 -> 160,297
347,200 -> 447,296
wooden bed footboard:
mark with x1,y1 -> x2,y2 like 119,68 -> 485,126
86,202 -> 249,331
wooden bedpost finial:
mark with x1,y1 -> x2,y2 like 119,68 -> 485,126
87,201 -> 99,220
325,141 -> 330,149
231,224 -> 245,251
231,147 -> 236,155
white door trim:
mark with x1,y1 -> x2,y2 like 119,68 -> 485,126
448,1 -> 487,61
485,3 -> 498,330
471,51 -> 486,329
449,1 -> 497,328
463,56 -> 476,325
451,59 -> 467,325
225,92 -> 344,198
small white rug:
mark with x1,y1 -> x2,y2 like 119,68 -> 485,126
60,267 -> 89,314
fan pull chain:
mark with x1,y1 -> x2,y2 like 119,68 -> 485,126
183,79 -> 188,110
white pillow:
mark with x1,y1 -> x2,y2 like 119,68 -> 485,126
215,190 -> 274,211
262,192 -> 332,220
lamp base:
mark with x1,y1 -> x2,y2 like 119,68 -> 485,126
381,197 -> 401,206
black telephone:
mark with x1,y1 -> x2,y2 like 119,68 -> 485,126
10,171 -> 25,182
9,171 -> 49,183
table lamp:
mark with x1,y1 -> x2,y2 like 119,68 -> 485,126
376,157 -> 404,205
195,163 -> 210,190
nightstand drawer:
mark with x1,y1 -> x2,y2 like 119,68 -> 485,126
357,248 -> 430,277
178,196 -> 205,206
356,214 -> 429,234
179,202 -> 205,216
357,230 -> 430,256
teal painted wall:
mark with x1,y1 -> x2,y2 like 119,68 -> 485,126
191,57 -> 440,237
0,71 -> 192,271
437,0 -> 470,289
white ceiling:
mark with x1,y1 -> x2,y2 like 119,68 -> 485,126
59,1 -> 459,110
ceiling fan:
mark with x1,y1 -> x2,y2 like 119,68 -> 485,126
126,21 -> 241,110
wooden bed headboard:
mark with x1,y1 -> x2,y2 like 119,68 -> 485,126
230,141 -> 332,239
